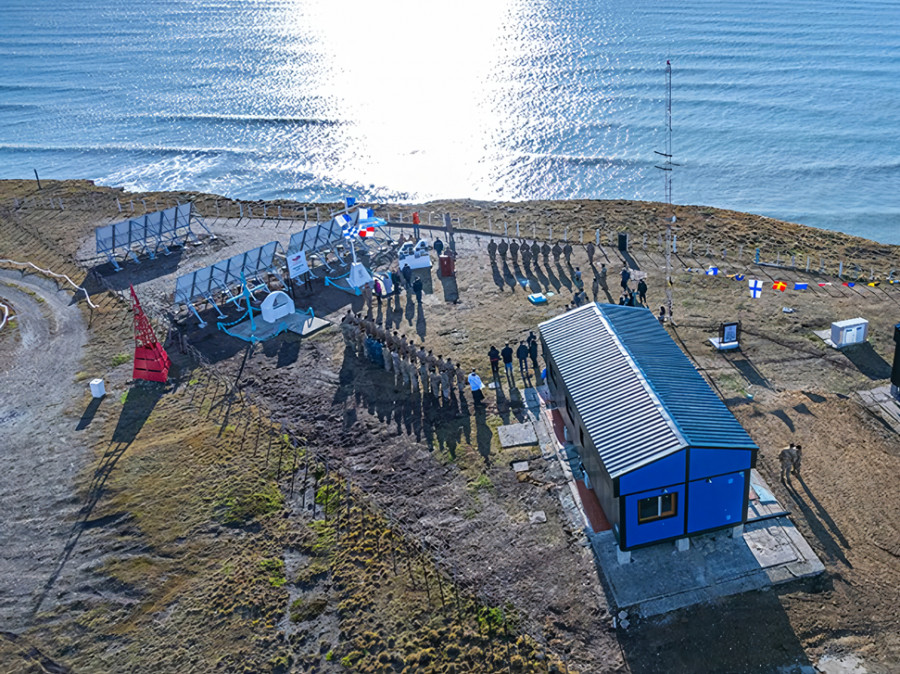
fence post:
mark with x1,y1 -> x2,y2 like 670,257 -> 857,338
642,233 -> 647,250
755,248 -> 760,264
738,244 -> 743,260
705,242 -> 710,257
791,255 -> 795,267
303,206 -> 308,221
248,205 -> 253,218
533,222 -> 536,238
504,222 -> 509,237
239,202 -> 243,218
130,200 -> 135,212
263,204 -> 267,218
722,247 -> 727,260
116,198 -> 122,213
806,256 -> 810,272
564,226 -> 568,241
820,257 -> 825,273
580,229 -> 584,244
488,216 -> 492,233
776,252 -> 781,265
689,240 -> 693,256
516,221 -> 520,237
549,224 -> 553,240
838,261 -> 843,279
673,234 -> 677,253
316,206 -> 320,221
595,229 -> 600,245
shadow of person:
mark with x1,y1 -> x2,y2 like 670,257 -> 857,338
474,406 -> 493,467
790,475 -> 853,564
555,262 -> 573,291
500,258 -> 518,291
490,258 -> 505,291
404,293 -> 416,327
544,264 -> 562,292
416,302 -> 427,340
532,263 -> 550,293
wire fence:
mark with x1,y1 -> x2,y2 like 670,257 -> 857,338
6,191 -> 900,284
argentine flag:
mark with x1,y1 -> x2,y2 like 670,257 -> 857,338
706,266 -> 719,276
749,279 -> 763,298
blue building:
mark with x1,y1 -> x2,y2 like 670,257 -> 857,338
539,303 -> 758,551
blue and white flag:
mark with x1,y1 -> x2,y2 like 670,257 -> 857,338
733,273 -> 745,281
793,282 -> 808,290
337,213 -> 356,238
345,197 -> 357,208
749,279 -> 763,298
706,266 -> 719,276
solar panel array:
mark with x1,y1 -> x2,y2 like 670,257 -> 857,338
174,241 -> 284,306
96,203 -> 196,267
287,218 -> 344,256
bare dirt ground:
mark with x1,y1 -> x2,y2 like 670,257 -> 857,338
1,180 -> 899,673
0,270 -> 100,627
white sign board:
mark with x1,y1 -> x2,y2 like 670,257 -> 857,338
287,251 -> 309,279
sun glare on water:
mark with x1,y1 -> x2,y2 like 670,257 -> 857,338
272,0 -> 534,200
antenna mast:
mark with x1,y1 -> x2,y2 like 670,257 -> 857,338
654,60 -> 677,322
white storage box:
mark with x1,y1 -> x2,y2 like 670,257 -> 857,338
830,318 -> 868,348
89,378 -> 106,398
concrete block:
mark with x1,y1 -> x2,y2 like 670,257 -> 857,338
731,523 -> 745,538
498,422 -> 537,448
528,510 -> 547,524
512,461 -> 530,473
617,548 -> 631,565
675,537 -> 690,552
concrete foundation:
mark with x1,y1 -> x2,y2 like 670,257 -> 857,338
616,547 -> 631,565
675,537 -> 690,552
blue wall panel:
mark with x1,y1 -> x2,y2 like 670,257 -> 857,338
619,450 -> 686,496
688,449 -> 752,480
623,485 -> 686,548
686,471 -> 746,533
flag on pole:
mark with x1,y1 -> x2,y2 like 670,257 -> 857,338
843,281 -> 855,287
338,213 -> 357,239
818,282 -> 832,287
868,281 -> 880,287
727,273 -> 745,281
749,279 -> 763,298
706,266 -> 719,276
793,282 -> 808,290
773,280 -> 787,292
345,197 -> 357,208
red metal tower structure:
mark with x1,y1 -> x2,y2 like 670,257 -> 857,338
130,285 -> 170,383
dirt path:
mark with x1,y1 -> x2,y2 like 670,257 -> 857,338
0,270 -> 93,630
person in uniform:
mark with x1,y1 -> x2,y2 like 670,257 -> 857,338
419,359 -> 430,391
521,242 -> 532,267
599,263 -> 608,291
498,239 -> 509,260
586,240 -> 596,264
392,350 -> 403,388
487,238 -> 498,260
362,281 -> 374,317
779,443 -> 798,482
439,359 -> 452,400
430,368 -> 442,399
530,240 -> 541,262
563,242 -> 573,263
509,239 -> 520,261
455,364 -> 466,399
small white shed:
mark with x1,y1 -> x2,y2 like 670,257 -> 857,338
831,318 -> 868,348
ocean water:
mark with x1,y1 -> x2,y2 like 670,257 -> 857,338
1,0 -> 899,243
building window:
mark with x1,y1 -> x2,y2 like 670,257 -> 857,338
579,426 -> 585,447
565,396 -> 573,420
637,493 -> 678,524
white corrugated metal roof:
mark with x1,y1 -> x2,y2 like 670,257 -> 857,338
540,304 -> 686,478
